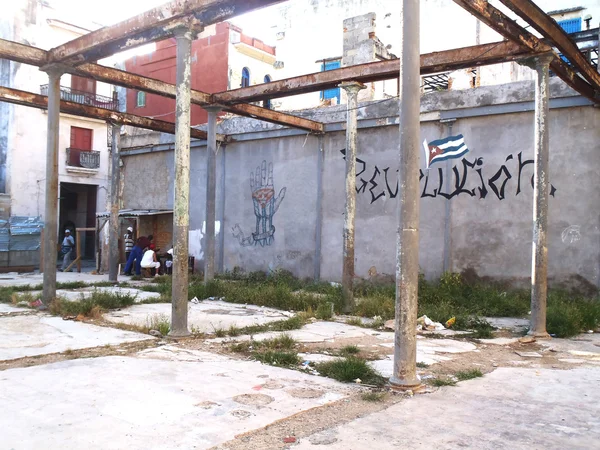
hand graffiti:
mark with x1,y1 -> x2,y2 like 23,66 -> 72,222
249,160 -> 286,246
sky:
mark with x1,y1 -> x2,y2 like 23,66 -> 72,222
50,0 -> 278,43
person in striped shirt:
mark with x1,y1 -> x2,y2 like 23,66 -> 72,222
124,227 -> 135,261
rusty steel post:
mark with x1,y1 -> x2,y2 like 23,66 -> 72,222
391,0 -> 422,390
169,26 -> 195,338
525,53 -> 554,338
204,105 -> 222,283
339,81 -> 366,314
42,67 -> 62,304
108,122 -> 121,282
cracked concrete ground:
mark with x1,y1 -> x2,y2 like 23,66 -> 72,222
1,277 -> 599,450
294,367 -> 600,450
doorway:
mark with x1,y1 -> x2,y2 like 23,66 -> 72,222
59,183 -> 98,260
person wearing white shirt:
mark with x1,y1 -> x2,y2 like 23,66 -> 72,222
140,246 -> 160,276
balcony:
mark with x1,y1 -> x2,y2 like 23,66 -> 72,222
66,148 -> 100,175
40,85 -> 119,111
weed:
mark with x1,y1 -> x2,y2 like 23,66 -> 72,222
345,317 -> 364,327
429,377 -> 457,387
262,334 -> 297,350
212,326 -> 227,337
64,348 -> 74,355
130,275 -> 143,281
49,290 -> 137,317
339,345 -> 360,357
56,281 -> 88,289
231,341 -> 252,353
315,302 -> 334,320
146,314 -> 170,335
455,369 -> 483,381
254,350 -> 299,367
361,391 -> 386,402
270,316 -> 306,331
228,325 -> 242,337
316,357 -> 386,386
416,362 -> 430,369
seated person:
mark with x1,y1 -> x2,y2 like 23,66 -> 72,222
140,244 -> 161,277
164,248 -> 173,275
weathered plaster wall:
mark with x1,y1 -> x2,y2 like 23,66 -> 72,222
120,80 -> 599,289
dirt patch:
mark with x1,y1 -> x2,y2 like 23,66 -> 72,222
233,393 -> 275,407
261,381 -> 285,390
286,388 -> 324,399
0,339 -> 157,371
211,392 -> 404,450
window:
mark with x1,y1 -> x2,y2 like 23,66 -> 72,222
320,60 -> 341,104
136,91 -> 146,107
241,67 -> 250,88
557,18 -> 582,34
70,127 -> 93,150
263,75 -> 272,109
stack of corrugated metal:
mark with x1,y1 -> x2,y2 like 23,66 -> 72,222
8,216 -> 43,251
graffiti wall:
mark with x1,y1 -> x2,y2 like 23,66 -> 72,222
121,95 -> 599,288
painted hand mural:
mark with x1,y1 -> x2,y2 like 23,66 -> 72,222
232,160 -> 286,247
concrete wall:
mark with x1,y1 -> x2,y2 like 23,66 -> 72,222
120,79 -> 600,290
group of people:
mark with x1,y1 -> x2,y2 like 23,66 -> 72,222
123,227 -> 173,277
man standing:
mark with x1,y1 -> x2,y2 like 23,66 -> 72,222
123,237 -> 144,276
60,229 -> 75,272
124,226 -> 135,261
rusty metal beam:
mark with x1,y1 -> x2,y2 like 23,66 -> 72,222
498,0 -> 600,89
0,39 -> 323,133
48,0 -> 285,65
211,40 -> 541,104
452,0 -> 599,103
0,86 -> 213,141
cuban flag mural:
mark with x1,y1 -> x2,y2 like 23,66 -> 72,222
422,134 -> 469,169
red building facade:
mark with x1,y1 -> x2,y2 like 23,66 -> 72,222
125,22 -> 276,126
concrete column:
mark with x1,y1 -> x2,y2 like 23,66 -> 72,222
339,81 -> 366,314
108,122 -> 121,282
314,134 -> 325,282
391,0 -> 422,390
528,53 -> 554,338
204,105 -> 222,283
42,67 -> 62,305
169,26 -> 195,338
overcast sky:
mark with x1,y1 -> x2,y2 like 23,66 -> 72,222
50,0 -> 277,43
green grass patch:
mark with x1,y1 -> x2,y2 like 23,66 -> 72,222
146,314 -> 170,335
361,391 -> 386,402
416,362 -> 430,368
429,377 -> 457,387
339,345 -> 360,357
49,290 -> 137,317
315,302 -> 334,320
316,357 -> 386,386
254,350 -> 299,367
455,368 -> 483,381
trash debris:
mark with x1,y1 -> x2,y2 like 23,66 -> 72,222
417,315 -> 445,331
62,315 -> 77,321
405,389 -> 414,397
518,336 -> 536,344
445,317 -> 456,328
252,385 -> 263,391
384,319 -> 395,330
149,329 -> 163,338
354,378 -> 362,384
329,282 -> 341,287
29,299 -> 43,308
190,297 -> 200,304
283,437 -> 297,444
